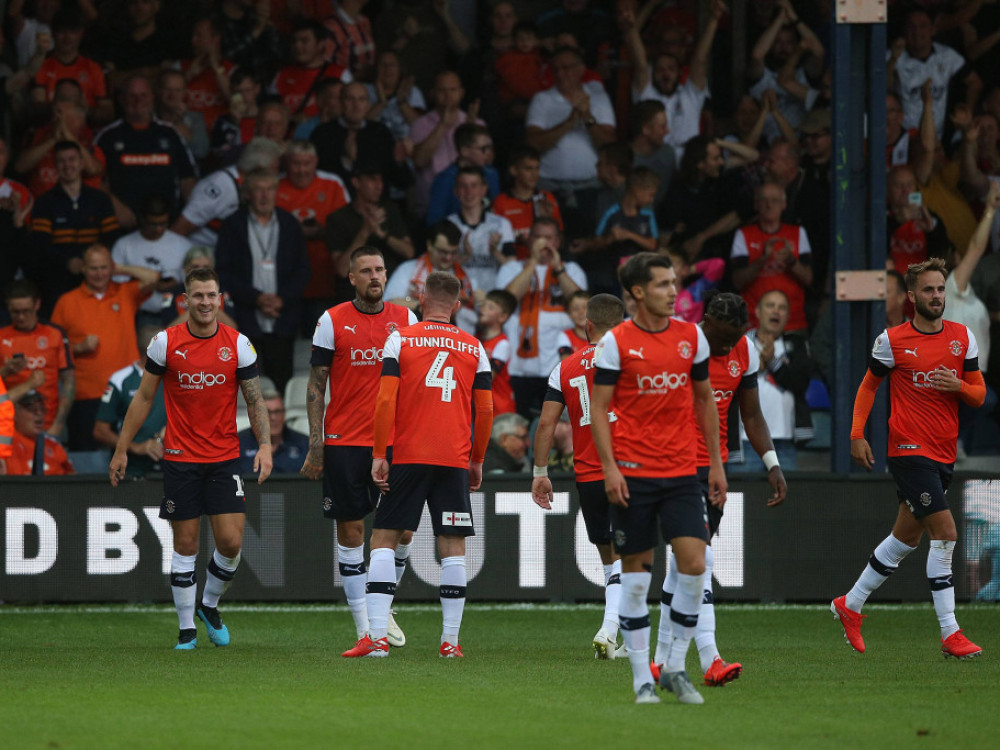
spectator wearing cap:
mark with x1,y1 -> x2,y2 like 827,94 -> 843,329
238,388 -> 308,475
5,390 -> 75,476
425,123 -> 501,226
310,81 -> 409,194
326,161 -> 414,302
91,324 -> 166,477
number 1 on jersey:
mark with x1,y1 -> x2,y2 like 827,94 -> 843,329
568,375 -> 591,427
426,351 -> 457,402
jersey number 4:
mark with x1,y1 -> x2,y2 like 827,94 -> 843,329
425,351 -> 457,402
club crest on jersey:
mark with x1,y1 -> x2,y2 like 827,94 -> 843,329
37,336 -> 48,349
217,346 -> 233,362
920,492 -> 932,507
950,340 -> 964,356
386,321 -> 399,335
677,340 -> 693,359
111,303 -> 120,312
728,360 -> 741,377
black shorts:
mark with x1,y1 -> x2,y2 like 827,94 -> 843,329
161,458 -> 247,521
888,455 -> 954,519
322,445 -> 386,521
610,475 -> 709,556
697,466 -> 723,539
375,463 -> 474,537
578,480 -> 613,546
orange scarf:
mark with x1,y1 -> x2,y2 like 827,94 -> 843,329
518,265 -> 566,358
408,254 -> 475,308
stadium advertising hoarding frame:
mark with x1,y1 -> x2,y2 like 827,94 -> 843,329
1,474 -> 996,603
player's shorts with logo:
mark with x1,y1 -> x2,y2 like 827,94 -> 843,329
887,455 -> 953,519
375,463 -> 474,536
161,458 -> 247,520
578,479 -> 613,545
322,445 -> 388,521
610,474 -> 709,555
697,466 -> 723,538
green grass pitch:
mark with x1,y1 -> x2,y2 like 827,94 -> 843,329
1,603 -> 997,749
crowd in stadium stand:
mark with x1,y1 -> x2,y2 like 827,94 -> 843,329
2,0 -> 1000,477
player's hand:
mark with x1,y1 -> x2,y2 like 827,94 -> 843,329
766,466 -> 787,507
708,464 -> 728,508
300,446 -> 323,480
604,465 -> 630,507
372,458 -> 390,492
109,451 -> 128,487
254,444 -> 273,484
929,364 -> 962,392
531,476 -> 553,509
469,461 -> 483,491
851,438 -> 874,470
145,438 -> 164,462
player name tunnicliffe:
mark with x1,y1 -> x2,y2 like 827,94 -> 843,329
401,336 -> 479,355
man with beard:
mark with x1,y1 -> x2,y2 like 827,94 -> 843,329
300,247 -> 417,654
833,258 -> 987,660
623,0 -> 723,163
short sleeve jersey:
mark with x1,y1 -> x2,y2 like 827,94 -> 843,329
180,166 -> 241,247
381,321 -> 492,467
594,318 -> 709,478
870,320 -> 979,464
146,323 -> 258,463
311,301 -> 417,446
481,332 -> 515,415
0,322 -> 73,430
696,335 -> 758,467
545,344 -> 605,482
730,223 -> 812,331
97,362 -> 167,475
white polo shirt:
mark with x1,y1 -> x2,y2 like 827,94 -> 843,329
890,43 -> 964,137
526,82 -> 616,182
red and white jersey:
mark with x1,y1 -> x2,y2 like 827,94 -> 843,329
731,223 -> 812,331
594,318 -> 709,478
696,335 -> 758,467
871,320 -> 979,464
481,332 -> 515,415
546,344 -> 607,482
276,171 -> 350,227
270,64 -> 350,117
557,328 -> 589,354
180,166 -> 241,248
382,321 -> 492,467
311,301 -> 416,446
146,323 -> 258,463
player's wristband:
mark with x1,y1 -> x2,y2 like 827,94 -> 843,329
533,465 -> 549,478
762,450 -> 780,471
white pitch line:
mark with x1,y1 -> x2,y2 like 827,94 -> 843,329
0,602 -> 989,616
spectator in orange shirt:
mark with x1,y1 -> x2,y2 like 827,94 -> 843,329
31,5 -> 113,124
492,144 -> 563,259
50,244 -> 159,450
271,18 -> 352,123
495,21 -> 545,121
180,17 -> 234,132
0,280 -> 75,436
276,140 -> 351,328
5,390 -> 75,476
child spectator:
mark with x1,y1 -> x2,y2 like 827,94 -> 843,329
495,22 -> 545,120
668,247 -> 724,324
594,141 -> 631,222
210,69 -> 260,167
478,289 -> 518,416
594,166 -> 660,253
557,290 -> 590,358
492,144 -> 563,259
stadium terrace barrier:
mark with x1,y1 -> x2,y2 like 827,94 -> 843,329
2,474 -> 998,603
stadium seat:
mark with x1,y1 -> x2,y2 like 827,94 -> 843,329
67,450 -> 112,476
284,376 -> 310,411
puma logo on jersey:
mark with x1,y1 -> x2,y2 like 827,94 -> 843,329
628,347 -> 645,359
1,339 -> 11,347
904,347 -> 918,357
175,349 -> 188,360
344,325 -> 357,334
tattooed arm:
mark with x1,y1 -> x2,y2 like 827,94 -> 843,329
300,364 -> 329,480
240,375 -> 273,483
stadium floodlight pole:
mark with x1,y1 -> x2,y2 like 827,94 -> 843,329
830,3 -> 888,474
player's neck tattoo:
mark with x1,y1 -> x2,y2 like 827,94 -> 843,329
354,297 -> 384,314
